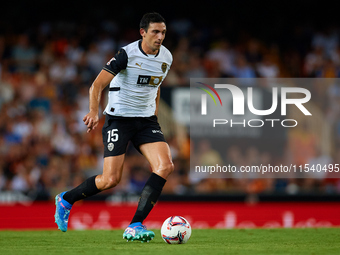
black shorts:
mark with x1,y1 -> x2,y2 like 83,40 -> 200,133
102,114 -> 166,157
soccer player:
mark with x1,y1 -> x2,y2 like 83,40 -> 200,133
54,12 -> 174,243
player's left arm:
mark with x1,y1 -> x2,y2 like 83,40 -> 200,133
154,86 -> 161,116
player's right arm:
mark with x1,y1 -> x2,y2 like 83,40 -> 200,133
83,49 -> 128,133
83,70 -> 114,133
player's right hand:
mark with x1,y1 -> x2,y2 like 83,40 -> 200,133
83,111 -> 99,133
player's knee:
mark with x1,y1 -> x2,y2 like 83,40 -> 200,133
100,176 -> 120,190
167,162 -> 175,175
156,161 -> 174,177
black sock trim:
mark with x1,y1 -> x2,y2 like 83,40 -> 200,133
145,173 -> 166,192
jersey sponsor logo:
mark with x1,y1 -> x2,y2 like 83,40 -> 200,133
138,75 -> 150,84
137,75 -> 163,86
161,62 -> 167,73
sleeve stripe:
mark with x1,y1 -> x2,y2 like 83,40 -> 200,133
102,67 -> 116,76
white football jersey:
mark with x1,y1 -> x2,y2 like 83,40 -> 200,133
103,40 -> 172,117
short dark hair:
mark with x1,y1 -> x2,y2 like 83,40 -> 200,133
140,12 -> 166,32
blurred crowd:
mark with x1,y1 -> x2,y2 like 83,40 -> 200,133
1,17 -> 340,200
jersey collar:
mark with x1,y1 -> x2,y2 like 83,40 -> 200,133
138,40 -> 160,57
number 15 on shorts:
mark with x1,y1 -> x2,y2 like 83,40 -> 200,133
107,129 -> 119,142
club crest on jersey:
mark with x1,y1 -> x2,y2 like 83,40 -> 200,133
108,143 -> 114,151
161,62 -> 167,73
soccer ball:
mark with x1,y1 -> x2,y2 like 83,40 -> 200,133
161,216 -> 192,244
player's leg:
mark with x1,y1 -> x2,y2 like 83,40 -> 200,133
55,114 -> 132,232
54,155 -> 125,232
123,141 -> 174,242
131,141 -> 173,223
64,154 -> 125,202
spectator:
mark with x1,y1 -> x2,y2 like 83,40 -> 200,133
257,54 -> 280,78
206,40 -> 235,77
10,34 -> 38,73
231,54 -> 256,79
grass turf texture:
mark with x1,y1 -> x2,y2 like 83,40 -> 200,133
0,228 -> 340,255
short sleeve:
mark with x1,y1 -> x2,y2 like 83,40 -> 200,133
103,49 -> 128,75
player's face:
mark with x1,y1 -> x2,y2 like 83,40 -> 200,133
141,22 -> 166,54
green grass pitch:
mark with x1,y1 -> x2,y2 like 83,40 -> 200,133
0,228 -> 340,255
